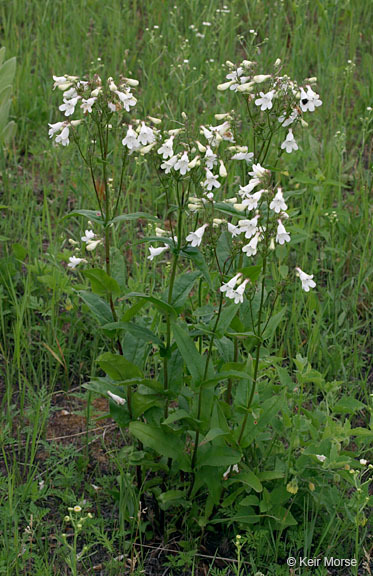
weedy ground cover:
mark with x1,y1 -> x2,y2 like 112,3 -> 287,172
0,1 -> 372,575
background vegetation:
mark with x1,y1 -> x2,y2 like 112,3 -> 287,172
0,0 -> 372,574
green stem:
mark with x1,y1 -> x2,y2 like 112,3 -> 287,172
191,291 -> 224,471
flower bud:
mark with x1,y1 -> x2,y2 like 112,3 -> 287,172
241,60 -> 254,68
274,58 -> 281,67
225,60 -> 235,68
253,74 -> 271,83
196,140 -> 206,153
214,113 -> 231,120
233,203 -> 247,212
213,218 -> 225,227
70,119 -> 82,127
236,82 -> 255,93
57,82 -> 73,91
148,116 -> 162,124
188,156 -> 200,169
124,77 -> 139,87
91,87 -> 102,97
168,128 -> 183,136
219,160 -> 227,177
217,80 -> 234,91
181,111 -> 187,120
139,142 -> 156,154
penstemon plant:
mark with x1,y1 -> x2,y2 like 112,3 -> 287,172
49,57 -> 323,534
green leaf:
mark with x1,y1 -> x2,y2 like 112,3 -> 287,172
333,396 -> 366,414
66,209 -> 105,224
163,409 -> 201,428
129,422 -> 188,466
158,490 -> 189,511
200,427 -> 230,445
0,47 -> 5,67
238,264 -> 262,283
78,290 -> 113,325
110,211 -> 160,224
196,445 -> 241,468
172,323 -> 206,384
1,120 -> 16,144
132,392 -> 161,418
102,321 -> 162,346
181,247 -> 212,288
215,303 -> 238,336
216,230 -> 232,268
238,471 -> 263,493
262,308 -> 286,340
83,269 -> 121,298
126,292 -> 176,317
166,270 -> 201,309
97,352 -> 143,380
0,57 -> 16,89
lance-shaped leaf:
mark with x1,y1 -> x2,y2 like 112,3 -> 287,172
97,352 -> 143,380
172,323 -> 207,384
83,269 -> 121,298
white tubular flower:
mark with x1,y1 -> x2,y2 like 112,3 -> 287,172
202,168 -> 221,191
148,245 -> 169,261
55,125 -> 70,146
278,109 -> 298,127
242,233 -> 260,256
281,129 -> 298,153
239,179 -> 260,198
227,223 -> 241,237
81,230 -> 95,242
186,224 -> 208,247
157,136 -> 174,159
276,221 -> 291,245
316,454 -> 326,462
138,122 -> 156,146
232,148 -> 254,162
59,96 -> 80,117
53,75 -> 68,89
226,67 -> 250,91
270,188 -> 287,213
204,146 -> 218,169
296,267 -> 316,292
300,85 -> 322,112
242,191 -> 263,211
108,102 -> 117,112
233,203 -> 248,212
122,125 -> 140,150
249,163 -> 269,179
253,74 -> 271,83
232,278 -> 250,304
254,90 -> 275,111
107,391 -> 126,405
213,120 -> 234,142
174,151 -> 190,175
219,160 -> 227,177
239,215 -> 259,239
161,154 -> 178,174
115,89 -> 137,111
68,256 -> 87,269
64,87 -> 78,99
48,121 -> 64,138
80,97 -> 96,114
220,272 -> 243,298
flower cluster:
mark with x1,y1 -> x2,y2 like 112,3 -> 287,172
67,225 -> 102,270
48,73 -> 139,147
218,59 -> 322,155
